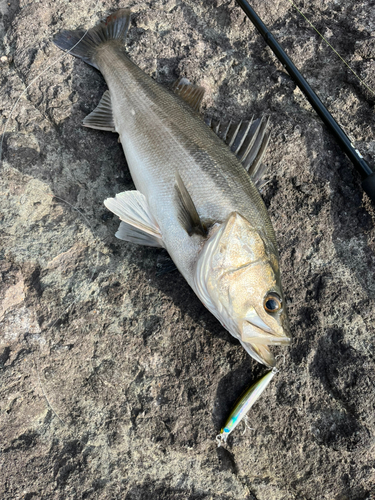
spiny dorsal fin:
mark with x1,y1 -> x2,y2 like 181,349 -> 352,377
83,91 -> 115,132
173,77 -> 205,112
205,115 -> 271,188
104,191 -> 164,248
175,172 -> 206,236
241,116 -> 270,173
247,128 -> 271,189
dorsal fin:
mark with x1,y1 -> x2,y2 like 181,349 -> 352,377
205,115 -> 271,188
173,77 -> 205,112
83,90 -> 115,132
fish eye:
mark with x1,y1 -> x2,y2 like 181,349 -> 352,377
264,293 -> 282,313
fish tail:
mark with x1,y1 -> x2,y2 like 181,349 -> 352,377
53,9 -> 131,69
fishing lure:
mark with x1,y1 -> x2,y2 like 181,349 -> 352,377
216,367 -> 278,445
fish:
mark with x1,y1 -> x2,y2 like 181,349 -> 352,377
53,9 -> 291,368
217,368 -> 277,444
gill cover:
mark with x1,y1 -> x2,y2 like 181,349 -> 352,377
194,213 -> 290,367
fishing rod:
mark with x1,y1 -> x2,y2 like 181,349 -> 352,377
235,0 -> 375,203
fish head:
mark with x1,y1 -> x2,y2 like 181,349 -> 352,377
194,212 -> 291,367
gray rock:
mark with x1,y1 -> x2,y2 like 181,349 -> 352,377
1,1 -> 374,499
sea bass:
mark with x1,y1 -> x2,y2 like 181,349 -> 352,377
54,9 -> 291,367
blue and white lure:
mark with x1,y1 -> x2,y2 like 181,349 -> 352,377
216,367 -> 278,445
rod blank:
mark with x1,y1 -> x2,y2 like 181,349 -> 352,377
235,0 -> 375,202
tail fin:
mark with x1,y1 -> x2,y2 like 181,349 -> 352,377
53,9 -> 131,69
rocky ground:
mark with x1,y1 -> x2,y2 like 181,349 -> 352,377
1,0 -> 374,499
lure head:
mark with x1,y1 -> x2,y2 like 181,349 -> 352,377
194,212 -> 291,367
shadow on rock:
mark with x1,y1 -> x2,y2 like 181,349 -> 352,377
309,328 -> 371,451
125,482 -> 235,500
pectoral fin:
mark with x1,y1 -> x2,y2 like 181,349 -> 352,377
104,191 -> 164,248
175,173 -> 206,237
83,91 -> 116,132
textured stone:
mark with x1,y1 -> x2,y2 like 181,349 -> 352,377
1,1 -> 374,499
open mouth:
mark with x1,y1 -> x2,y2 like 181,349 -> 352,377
241,319 -> 291,346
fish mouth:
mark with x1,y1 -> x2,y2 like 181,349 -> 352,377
241,318 -> 291,346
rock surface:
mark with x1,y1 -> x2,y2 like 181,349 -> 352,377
1,0 -> 375,499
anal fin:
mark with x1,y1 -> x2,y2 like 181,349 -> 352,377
104,191 -> 164,248
83,90 -> 116,132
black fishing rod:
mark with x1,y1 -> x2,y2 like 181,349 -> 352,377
235,0 -> 375,202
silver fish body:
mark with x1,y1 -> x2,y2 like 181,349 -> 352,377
97,45 -> 272,268
54,9 -> 291,367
